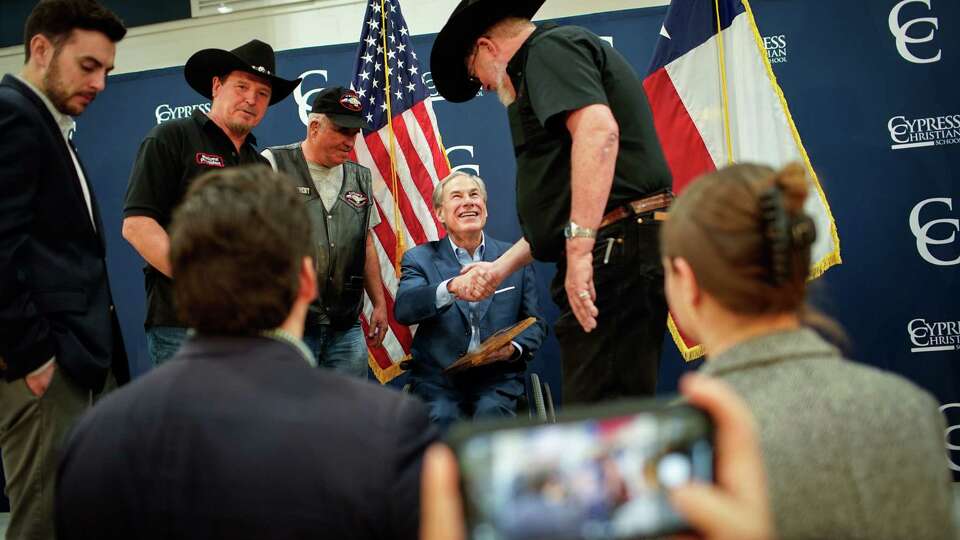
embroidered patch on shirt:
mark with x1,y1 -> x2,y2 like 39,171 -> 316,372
297,186 -> 312,195
343,191 -> 369,209
195,152 -> 225,168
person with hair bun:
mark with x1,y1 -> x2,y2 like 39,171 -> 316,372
661,163 -> 956,539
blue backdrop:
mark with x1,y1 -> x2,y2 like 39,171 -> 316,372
55,0 -> 960,477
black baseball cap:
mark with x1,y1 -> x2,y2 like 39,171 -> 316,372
310,86 -> 365,129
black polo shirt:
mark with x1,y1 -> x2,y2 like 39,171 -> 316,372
123,110 -> 269,328
506,24 -> 672,262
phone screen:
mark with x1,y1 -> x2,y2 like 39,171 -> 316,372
453,404 -> 713,540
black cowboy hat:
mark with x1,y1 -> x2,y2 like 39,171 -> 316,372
430,0 -> 545,103
184,39 -> 301,106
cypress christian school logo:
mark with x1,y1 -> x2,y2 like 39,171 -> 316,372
762,34 -> 788,64
155,102 -> 211,124
888,114 -> 960,150
909,318 -> 960,353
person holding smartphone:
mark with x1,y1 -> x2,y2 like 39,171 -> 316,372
420,374 -> 774,540
660,163 -> 955,539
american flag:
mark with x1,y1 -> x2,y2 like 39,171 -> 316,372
349,0 -> 451,383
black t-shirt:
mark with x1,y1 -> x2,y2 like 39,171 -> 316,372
123,110 -> 269,327
507,25 -> 672,262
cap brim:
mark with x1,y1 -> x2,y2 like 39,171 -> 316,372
430,0 -> 545,103
184,48 -> 302,106
327,113 -> 367,129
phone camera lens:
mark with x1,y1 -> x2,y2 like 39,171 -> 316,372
656,452 -> 692,488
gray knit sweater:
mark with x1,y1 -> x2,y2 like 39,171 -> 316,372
700,328 -> 956,540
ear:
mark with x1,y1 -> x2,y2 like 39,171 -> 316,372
28,34 -> 54,69
435,206 -> 446,227
211,76 -> 224,100
298,256 -> 317,303
476,36 -> 496,56
672,257 -> 702,309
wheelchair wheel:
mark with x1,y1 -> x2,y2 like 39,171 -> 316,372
529,373 -> 547,421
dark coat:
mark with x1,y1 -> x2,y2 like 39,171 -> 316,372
56,335 -> 438,539
0,74 -> 127,392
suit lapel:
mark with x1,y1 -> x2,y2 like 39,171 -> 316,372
4,76 -> 100,246
432,238 -> 471,323
67,137 -> 106,253
475,237 -> 499,322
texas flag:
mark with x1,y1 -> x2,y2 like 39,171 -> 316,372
643,0 -> 842,360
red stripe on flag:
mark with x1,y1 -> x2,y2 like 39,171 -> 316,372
360,316 -> 393,369
392,113 -> 443,228
643,68 -> 716,194
364,132 -> 430,245
378,283 -> 412,347
411,102 -> 451,183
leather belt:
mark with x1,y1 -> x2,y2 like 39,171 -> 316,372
599,192 -> 674,229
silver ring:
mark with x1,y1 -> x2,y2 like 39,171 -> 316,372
577,290 -> 590,299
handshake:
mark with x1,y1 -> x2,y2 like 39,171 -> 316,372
446,261 -> 504,301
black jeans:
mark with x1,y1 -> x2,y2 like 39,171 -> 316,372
551,218 -> 668,405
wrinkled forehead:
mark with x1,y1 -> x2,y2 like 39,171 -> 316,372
443,176 -> 483,198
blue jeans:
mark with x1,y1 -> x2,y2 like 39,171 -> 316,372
146,326 -> 189,366
302,321 -> 368,379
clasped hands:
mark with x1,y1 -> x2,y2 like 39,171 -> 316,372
446,261 -> 502,301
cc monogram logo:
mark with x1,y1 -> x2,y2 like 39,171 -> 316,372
293,69 -> 329,127
909,198 -> 960,266
888,0 -> 941,64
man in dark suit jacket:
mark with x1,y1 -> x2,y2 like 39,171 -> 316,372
56,166 -> 438,540
395,172 -> 547,431
0,2 -> 127,537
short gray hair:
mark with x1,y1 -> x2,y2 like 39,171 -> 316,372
307,112 -> 328,129
432,171 -> 488,210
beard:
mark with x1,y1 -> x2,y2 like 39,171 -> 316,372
43,50 -> 90,116
494,66 -> 516,107
225,121 -> 253,138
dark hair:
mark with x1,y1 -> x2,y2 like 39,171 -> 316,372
23,0 -> 126,61
169,165 -> 313,336
662,163 -> 816,314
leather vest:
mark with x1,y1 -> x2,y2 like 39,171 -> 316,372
268,143 -> 373,329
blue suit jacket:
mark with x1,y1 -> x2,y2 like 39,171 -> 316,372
394,234 -> 547,377
0,74 -> 127,391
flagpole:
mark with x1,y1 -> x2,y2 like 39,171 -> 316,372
380,0 -> 404,276
714,0 -> 734,165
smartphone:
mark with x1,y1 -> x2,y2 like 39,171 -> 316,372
446,398 -> 714,540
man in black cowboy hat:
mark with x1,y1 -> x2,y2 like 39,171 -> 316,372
261,86 -> 388,379
122,39 -> 301,365
430,1 -> 673,404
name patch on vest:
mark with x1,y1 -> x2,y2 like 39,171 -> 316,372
343,191 -> 369,209
195,152 -> 225,168
297,186 -> 312,195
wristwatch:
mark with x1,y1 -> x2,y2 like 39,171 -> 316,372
563,220 -> 596,239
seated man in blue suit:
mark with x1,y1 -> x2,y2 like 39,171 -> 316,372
395,171 -> 547,430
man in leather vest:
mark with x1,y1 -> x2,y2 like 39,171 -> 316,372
263,86 -> 387,378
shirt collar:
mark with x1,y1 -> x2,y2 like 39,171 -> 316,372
698,327 -> 839,378
193,109 -> 258,146
506,23 -> 559,93
14,73 -> 76,140
260,328 -> 316,367
448,232 -> 485,261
